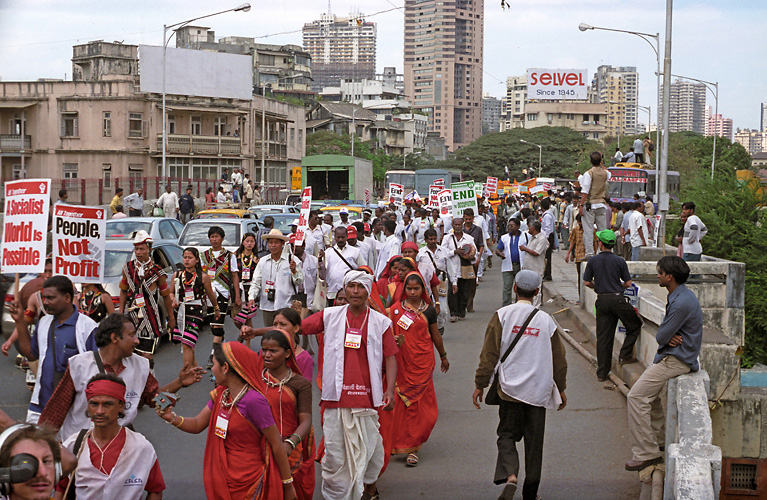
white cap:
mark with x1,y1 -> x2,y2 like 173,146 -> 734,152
132,230 -> 153,246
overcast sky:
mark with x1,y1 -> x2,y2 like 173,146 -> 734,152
1,0 -> 764,130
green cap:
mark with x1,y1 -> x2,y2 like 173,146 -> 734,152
597,229 -> 617,245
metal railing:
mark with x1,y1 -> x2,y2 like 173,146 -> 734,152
0,134 -> 31,151
157,134 -> 242,155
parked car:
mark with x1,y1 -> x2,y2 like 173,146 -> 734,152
320,205 -> 364,223
106,217 -> 184,246
195,208 -> 257,220
268,213 -> 300,236
249,204 -> 299,219
177,218 -> 262,253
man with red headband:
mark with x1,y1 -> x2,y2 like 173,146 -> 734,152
58,374 -> 165,499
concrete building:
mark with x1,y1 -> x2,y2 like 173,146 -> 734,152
590,65 -> 639,136
174,27 -> 313,96
761,102 -> 767,133
705,106 -> 733,141
319,78 -> 403,103
302,12 -> 376,92
669,79 -> 707,134
482,93 -> 501,134
403,0 -> 484,151
500,75 -> 527,131
523,101 -> 609,140
734,129 -> 766,155
0,41 -> 306,205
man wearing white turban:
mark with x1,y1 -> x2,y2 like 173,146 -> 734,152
302,268 -> 399,500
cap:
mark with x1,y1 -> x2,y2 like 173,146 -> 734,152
289,219 -> 299,226
347,225 -> 358,238
363,222 -> 371,232
514,270 -> 541,292
597,229 -> 617,245
289,233 -> 297,244
132,230 -> 152,246
339,207 -> 349,215
261,228 -> 289,242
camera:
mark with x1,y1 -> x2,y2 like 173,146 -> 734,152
585,201 -> 592,211
266,288 -> 276,302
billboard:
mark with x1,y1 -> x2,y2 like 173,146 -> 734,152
527,69 -> 588,100
139,45 -> 252,100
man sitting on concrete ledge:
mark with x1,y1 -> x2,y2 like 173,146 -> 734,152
625,256 -> 702,472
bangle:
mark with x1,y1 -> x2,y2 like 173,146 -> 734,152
284,438 -> 296,450
282,477 -> 294,485
440,352 -> 448,359
290,433 -> 302,444
173,416 -> 184,428
166,412 -> 177,425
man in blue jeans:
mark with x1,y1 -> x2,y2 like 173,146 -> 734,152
496,219 -> 523,306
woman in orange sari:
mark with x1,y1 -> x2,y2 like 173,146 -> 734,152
375,256 -> 401,303
388,271 -> 450,467
255,329 -> 315,500
156,342 -> 297,500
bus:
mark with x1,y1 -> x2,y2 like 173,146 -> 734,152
385,169 -> 460,196
608,163 -> 680,202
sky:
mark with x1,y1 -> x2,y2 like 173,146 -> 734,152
1,0 -> 764,131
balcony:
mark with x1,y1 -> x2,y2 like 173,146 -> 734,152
0,134 -> 31,153
157,134 -> 241,156
252,143 -> 288,160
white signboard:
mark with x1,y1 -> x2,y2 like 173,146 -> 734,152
474,182 -> 484,198
428,185 -> 441,209
364,188 -> 370,208
486,177 -> 498,196
294,187 -> 312,247
452,181 -> 479,218
388,183 -> 404,207
433,178 -> 445,188
1,179 -> 51,273
438,189 -> 453,217
527,68 -> 588,100
53,203 -> 106,283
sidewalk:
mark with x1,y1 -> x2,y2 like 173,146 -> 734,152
548,246 -> 581,304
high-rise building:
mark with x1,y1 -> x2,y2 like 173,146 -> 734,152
302,12 -> 376,92
734,129 -> 767,155
761,102 -> 767,133
482,93 -> 501,134
668,79 -> 707,134
500,75 -> 527,131
590,65 -> 639,135
404,0 -> 484,151
705,106 -> 733,141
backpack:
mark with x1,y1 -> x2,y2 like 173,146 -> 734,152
648,141 -> 655,152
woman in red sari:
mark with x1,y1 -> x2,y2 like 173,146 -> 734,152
388,271 -> 450,467
359,265 -> 386,314
375,256 -> 401,303
254,329 -> 316,500
156,342 -> 297,500
385,257 -> 417,307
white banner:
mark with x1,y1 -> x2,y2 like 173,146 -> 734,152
428,185 -> 441,209
388,183 -> 404,207
452,181 -> 479,218
364,188 -> 370,208
433,178 -> 445,187
53,203 -> 106,283
486,176 -> 498,197
438,189 -> 453,217
527,68 -> 588,100
1,179 -> 51,274
294,187 -> 312,247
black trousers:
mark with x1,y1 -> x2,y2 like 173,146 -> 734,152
595,293 -> 643,379
447,278 -> 472,318
543,232 -> 555,280
129,208 -> 143,217
495,399 -> 546,500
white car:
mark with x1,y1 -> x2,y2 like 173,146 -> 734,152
177,219 -> 262,254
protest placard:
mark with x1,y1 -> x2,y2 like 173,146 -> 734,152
428,185 -> 441,209
294,186 -> 312,247
433,178 -> 445,187
451,181 -> 478,218
53,203 -> 106,283
389,183 -> 404,207
438,189 -> 453,216
364,188 -> 370,208
473,182 -> 484,198
486,176 -> 498,196
1,179 -> 51,274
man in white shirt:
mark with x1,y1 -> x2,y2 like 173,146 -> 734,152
633,137 -> 645,163
475,205 -> 493,282
123,189 -> 145,217
613,147 -> 624,166
417,228 -> 451,331
324,226 -> 365,305
624,202 -> 647,261
540,198 -> 556,281
333,208 -> 353,229
678,201 -> 707,262
306,210 -> 327,257
291,235 -> 324,314
442,217 -> 477,321
249,229 -> 303,327
579,152 -> 612,258
375,219 -> 401,278
215,186 -> 228,204
495,219 -> 524,306
231,168 -> 243,202
345,225 -> 369,267
519,221 -> 549,306
156,185 -> 179,220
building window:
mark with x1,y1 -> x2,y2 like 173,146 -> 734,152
103,112 -> 111,137
298,129 -> 303,148
12,164 -> 26,180
167,115 -> 176,134
61,113 -> 78,137
128,113 -> 144,138
129,164 -> 144,185
526,113 -> 538,122
102,164 -> 112,188
63,163 -> 78,187
191,116 -> 202,136
290,128 -> 295,148
214,117 -> 228,136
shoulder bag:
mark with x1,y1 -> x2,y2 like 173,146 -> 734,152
485,308 -> 539,405
453,235 -> 475,280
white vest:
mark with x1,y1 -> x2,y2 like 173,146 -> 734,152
497,303 -> 562,409
321,305 -> 392,407
59,352 -> 150,440
64,428 -> 157,500
31,313 -> 97,407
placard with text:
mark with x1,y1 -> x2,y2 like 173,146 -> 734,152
2,179 -> 51,274
53,203 -> 106,283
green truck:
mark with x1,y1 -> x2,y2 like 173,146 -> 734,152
301,155 -> 374,202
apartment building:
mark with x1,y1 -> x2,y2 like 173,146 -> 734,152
668,79 -> 707,134
705,107 -> 733,141
761,102 -> 767,133
523,102 -> 609,140
404,0 -> 484,151
0,41 -> 306,205
482,94 -> 501,134
303,12 -> 377,92
500,75 -> 527,130
319,79 -> 403,103
734,129 -> 766,155
590,65 -> 639,135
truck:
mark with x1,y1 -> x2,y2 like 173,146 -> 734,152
301,154 -> 373,202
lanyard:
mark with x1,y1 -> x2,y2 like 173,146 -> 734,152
345,307 -> 370,332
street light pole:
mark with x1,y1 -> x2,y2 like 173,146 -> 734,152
658,0 -> 674,249
161,4 -> 251,182
350,107 -> 358,157
520,140 -> 542,178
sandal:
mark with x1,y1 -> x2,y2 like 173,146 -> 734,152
497,481 -> 517,500
361,489 -> 380,500
406,452 -> 419,467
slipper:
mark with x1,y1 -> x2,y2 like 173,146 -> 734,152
406,452 -> 419,467
498,481 -> 517,500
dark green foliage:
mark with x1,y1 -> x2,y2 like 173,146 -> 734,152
673,169 -> 767,367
